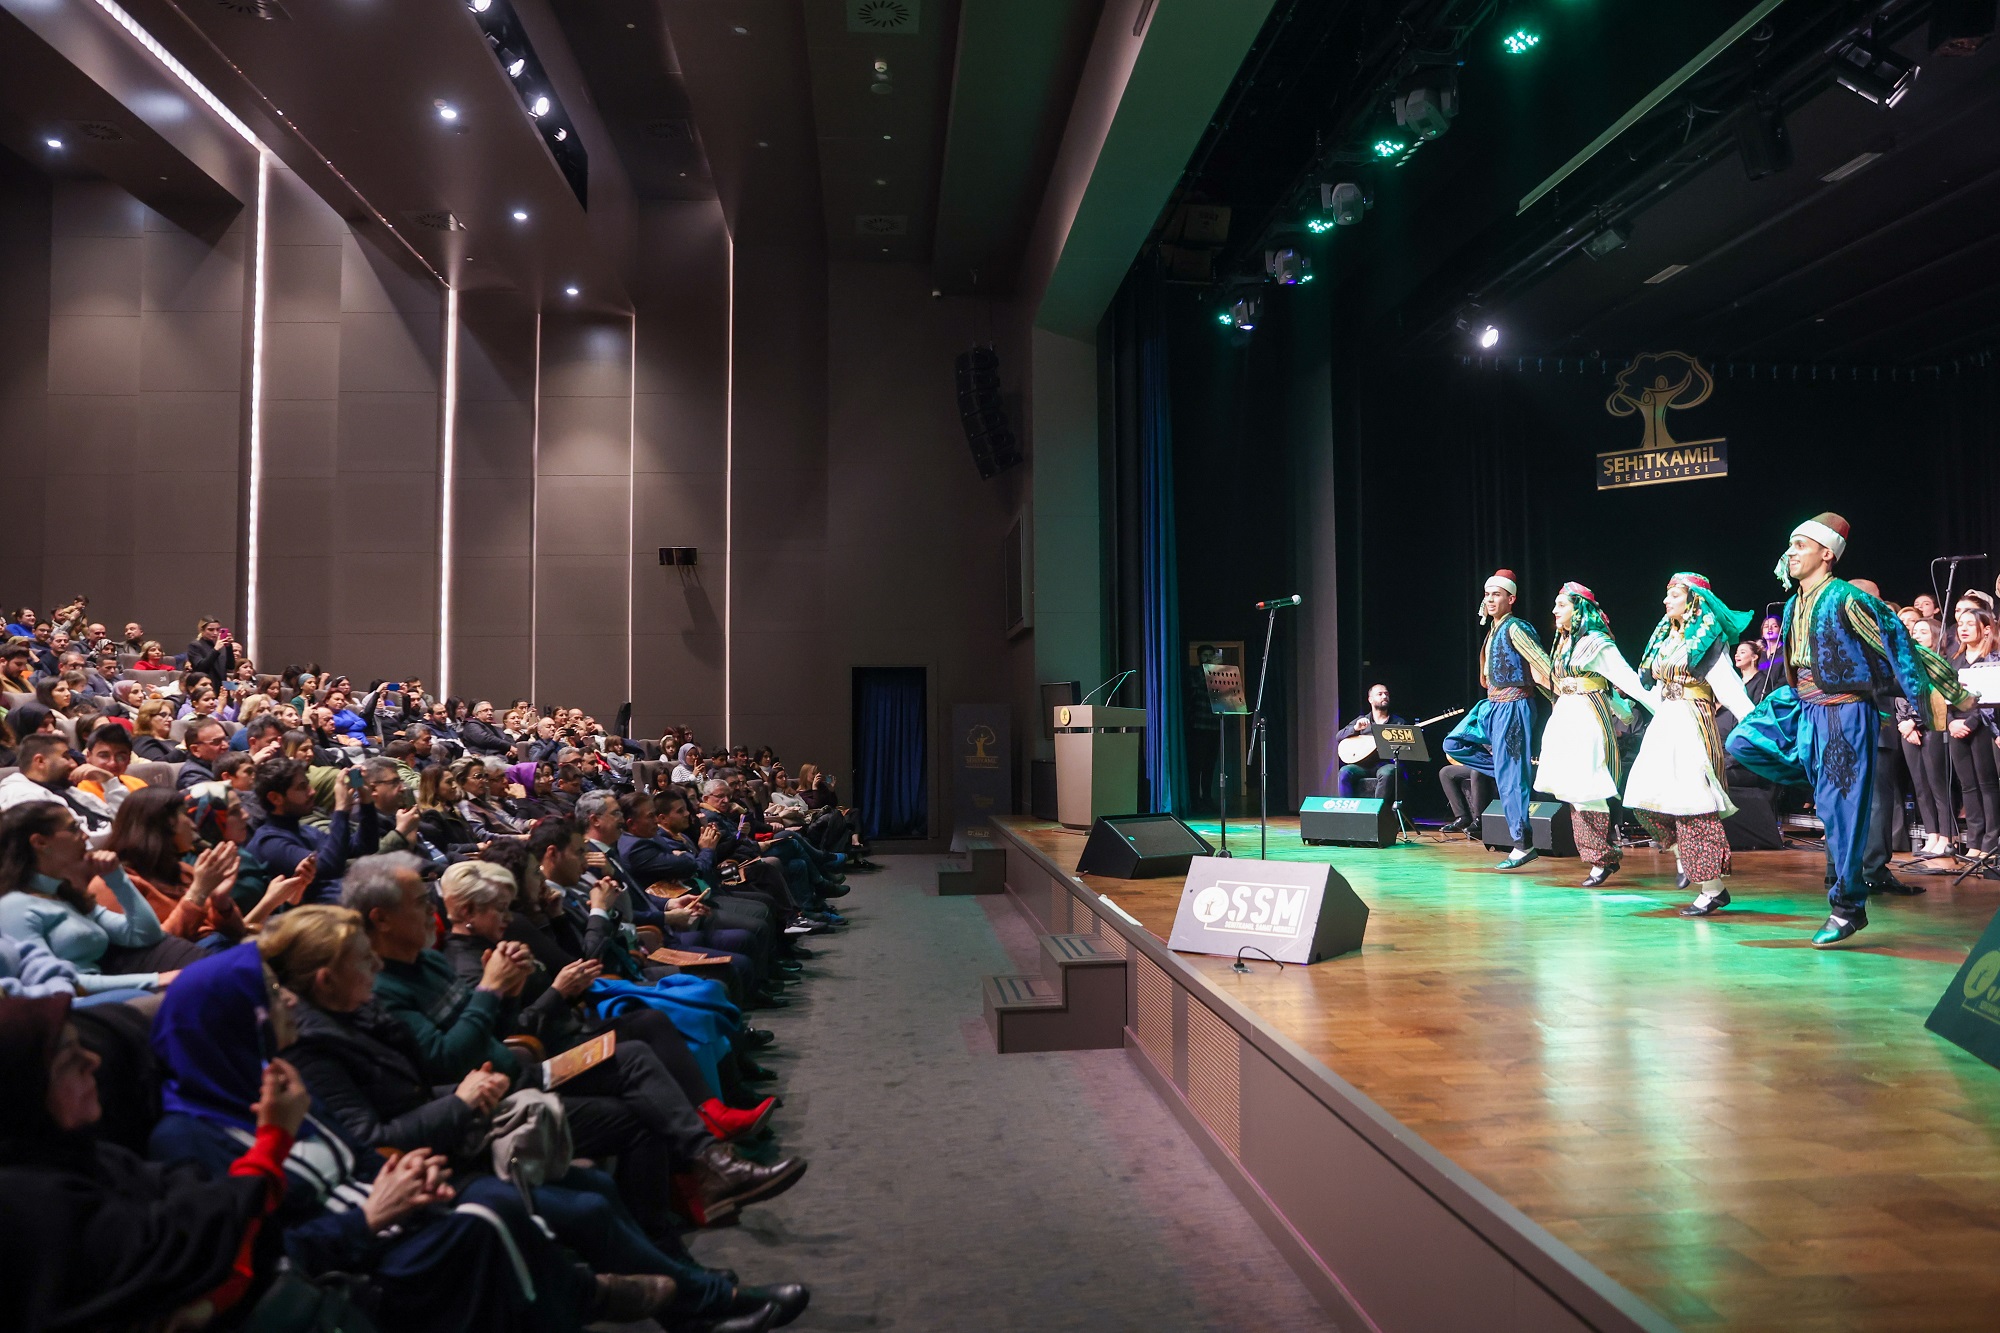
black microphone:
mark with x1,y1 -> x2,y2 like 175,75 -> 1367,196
1255,595 -> 1303,611
1937,553 -> 1989,562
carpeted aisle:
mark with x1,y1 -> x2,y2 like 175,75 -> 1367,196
688,854 -> 1338,1332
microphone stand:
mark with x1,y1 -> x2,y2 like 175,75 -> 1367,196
1247,603 -> 1280,860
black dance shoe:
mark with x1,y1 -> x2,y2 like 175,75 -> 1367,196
1580,864 -> 1617,888
1811,910 -> 1868,947
1678,885 -> 1730,916
1439,816 -> 1474,834
731,1284 -> 810,1328
1864,872 -> 1925,897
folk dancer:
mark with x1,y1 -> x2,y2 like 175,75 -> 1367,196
1727,513 -> 1967,945
1620,573 -> 1755,918
1444,571 -> 1553,869
1533,583 -> 1654,888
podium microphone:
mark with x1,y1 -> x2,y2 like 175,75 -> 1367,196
1079,669 -> 1136,706
1937,553 -> 1989,562
1255,595 -> 1303,611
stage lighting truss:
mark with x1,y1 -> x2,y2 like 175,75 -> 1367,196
1265,247 -> 1313,285
1830,32 -> 1919,107
1319,181 -> 1372,227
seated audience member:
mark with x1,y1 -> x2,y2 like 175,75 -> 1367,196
343,851 -> 806,1229
459,698 -> 513,755
0,802 -> 201,995
0,734 -> 114,844
0,934 -> 83,998
416,762 -> 482,860
134,639 -> 172,669
146,944 -> 685,1331
463,757 -> 534,836
245,758 -> 355,905
0,991 -> 304,1331
176,718 -> 231,791
73,722 -> 147,815
132,699 -> 182,761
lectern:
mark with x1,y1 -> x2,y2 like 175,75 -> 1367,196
1053,705 -> 1145,829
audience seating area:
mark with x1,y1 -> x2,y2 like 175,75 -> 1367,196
0,604 -> 884,1333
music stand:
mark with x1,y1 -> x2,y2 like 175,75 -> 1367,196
1371,721 -> 1432,842
1202,663 -> 1250,856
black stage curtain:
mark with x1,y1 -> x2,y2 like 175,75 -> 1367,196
1339,356 -> 2000,724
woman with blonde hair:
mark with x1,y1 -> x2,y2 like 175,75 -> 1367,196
132,698 -> 181,763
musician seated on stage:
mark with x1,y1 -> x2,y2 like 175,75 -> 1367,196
1337,684 -> 1409,798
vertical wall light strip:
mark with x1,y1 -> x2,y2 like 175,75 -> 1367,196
732,236 -> 740,748
529,312 -> 542,705
627,314 -> 637,718
437,285 -> 461,697
244,152 -> 269,663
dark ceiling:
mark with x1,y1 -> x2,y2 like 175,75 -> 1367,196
1165,0 -> 2000,367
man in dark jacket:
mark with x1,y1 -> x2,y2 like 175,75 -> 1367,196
458,699 -> 514,756
245,758 -> 356,904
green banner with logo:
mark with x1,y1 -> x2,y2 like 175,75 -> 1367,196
1925,908 -> 2000,1071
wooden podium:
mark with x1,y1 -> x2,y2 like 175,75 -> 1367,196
1053,705 -> 1145,829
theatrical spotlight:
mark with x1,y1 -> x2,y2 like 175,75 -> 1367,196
1215,294 -> 1262,333
1265,248 -> 1313,285
1393,77 -> 1458,142
1455,308 -> 1499,349
1320,182 -> 1371,227
1830,33 -> 1919,107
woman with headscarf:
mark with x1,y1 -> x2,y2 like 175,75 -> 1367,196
507,760 -> 564,822
0,991 -> 304,1332
671,743 -> 703,785
146,943 -> 683,1331
1533,582 -> 1658,888
1621,572 -> 1757,918
5,701 -> 59,753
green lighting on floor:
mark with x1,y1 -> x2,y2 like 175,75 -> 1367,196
1372,138 -> 1405,158
1503,27 -> 1541,54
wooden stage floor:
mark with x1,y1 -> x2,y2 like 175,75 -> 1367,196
1003,816 -> 2000,1332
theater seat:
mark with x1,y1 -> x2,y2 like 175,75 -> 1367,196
129,760 -> 183,789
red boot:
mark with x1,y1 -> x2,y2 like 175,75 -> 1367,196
700,1096 -> 776,1142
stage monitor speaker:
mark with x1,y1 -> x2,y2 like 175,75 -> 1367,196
1169,856 -> 1368,964
1299,795 -> 1397,848
1480,800 -> 1578,857
1723,786 -> 1784,850
1075,813 -> 1213,879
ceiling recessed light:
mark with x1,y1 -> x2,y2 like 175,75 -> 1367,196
732,25 -> 748,35
756,140 -> 769,148
529,94 -> 551,118
511,209 -> 528,221
436,102 -> 459,122
467,0 -> 491,11
626,22 -> 635,28
45,138 -> 62,149
881,134 -> 892,140
874,177 -> 887,185
565,285 -> 580,297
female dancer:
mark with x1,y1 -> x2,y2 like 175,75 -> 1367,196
1619,573 -> 1756,917
1534,582 -> 1656,887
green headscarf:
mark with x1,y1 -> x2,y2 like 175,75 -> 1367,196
1639,572 -> 1752,678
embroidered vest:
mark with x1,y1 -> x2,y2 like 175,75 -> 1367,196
1484,616 -> 1537,692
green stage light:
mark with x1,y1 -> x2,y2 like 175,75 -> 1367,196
1306,217 -> 1335,234
1503,27 -> 1541,55
1216,310 -> 1233,325
1372,138 -> 1405,158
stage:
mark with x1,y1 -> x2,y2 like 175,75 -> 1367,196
990,815 -> 2000,1332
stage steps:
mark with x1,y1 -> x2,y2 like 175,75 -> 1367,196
936,838 -> 1005,895
982,931 -> 1127,1053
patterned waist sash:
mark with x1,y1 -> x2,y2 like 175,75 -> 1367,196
1658,678 -> 1714,704
1488,686 -> 1533,703
1795,669 -> 1866,707
1556,674 -> 1608,695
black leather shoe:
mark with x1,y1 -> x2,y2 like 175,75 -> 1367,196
740,1027 -> 776,1050
783,944 -> 816,959
820,883 -> 850,899
1581,864 -> 1617,888
1678,886 -> 1730,917
739,1058 -> 778,1082
750,989 -> 791,1009
1812,909 -> 1868,947
1864,873 -> 1925,897
1439,816 -> 1473,834
775,959 -> 803,975
682,1305 -> 776,1333
684,1143 -> 808,1225
732,1284 -> 810,1328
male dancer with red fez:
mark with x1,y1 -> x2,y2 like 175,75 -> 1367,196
1444,571 -> 1553,869
1727,513 -> 1968,945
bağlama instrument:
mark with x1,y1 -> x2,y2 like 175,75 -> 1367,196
1336,708 -> 1466,766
